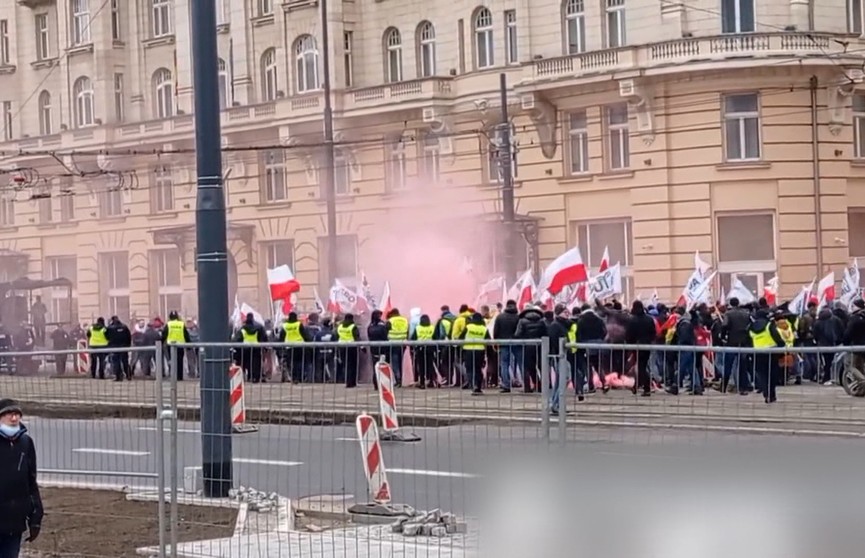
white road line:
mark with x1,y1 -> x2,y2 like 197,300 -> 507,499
387,468 -> 479,479
73,448 -> 150,457
233,458 -> 303,467
335,437 -> 359,442
138,427 -> 201,434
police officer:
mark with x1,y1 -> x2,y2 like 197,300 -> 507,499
748,307 -> 785,403
460,312 -> 490,395
277,312 -> 307,383
233,313 -> 267,383
410,314 -> 437,389
567,309 -> 585,401
386,309 -> 409,387
162,311 -> 191,380
337,313 -> 361,388
87,317 -> 110,379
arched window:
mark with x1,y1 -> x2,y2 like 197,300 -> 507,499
218,58 -> 230,109
417,21 -> 436,78
153,68 -> 174,118
73,76 -> 94,128
261,48 -> 278,101
474,7 -> 494,69
294,35 -> 320,93
564,0 -> 586,54
384,27 -> 403,83
38,91 -> 52,136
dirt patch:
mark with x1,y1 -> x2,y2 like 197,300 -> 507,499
26,487 -> 237,558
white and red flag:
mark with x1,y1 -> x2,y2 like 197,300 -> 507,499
763,275 -> 779,306
539,247 -> 588,295
513,270 -> 536,310
267,265 -> 301,313
817,271 -> 836,308
379,281 -> 393,315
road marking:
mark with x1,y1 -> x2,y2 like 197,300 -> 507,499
73,448 -> 150,457
138,427 -> 201,434
233,458 -> 303,467
335,437 -> 359,442
387,468 -> 479,479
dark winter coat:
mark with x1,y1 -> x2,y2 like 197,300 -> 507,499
107,321 -> 132,348
547,316 -> 571,356
515,309 -> 548,340
493,306 -> 520,340
576,310 -> 607,342
626,310 -> 657,345
723,306 -> 752,346
0,425 -> 43,534
812,309 -> 845,347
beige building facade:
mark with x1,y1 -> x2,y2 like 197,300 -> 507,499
0,0 -> 864,323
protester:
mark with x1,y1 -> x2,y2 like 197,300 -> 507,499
0,399 -> 43,558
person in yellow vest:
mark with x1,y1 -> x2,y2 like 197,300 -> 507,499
277,312 -> 308,383
449,304 -> 473,388
87,317 -> 110,379
434,306 -> 457,386
386,308 -> 409,387
161,311 -> 191,380
775,311 -> 797,386
410,314 -> 437,389
567,307 -> 585,402
232,313 -> 267,383
748,308 -> 785,403
336,313 -> 361,388
459,312 -> 491,395
480,305 -> 499,388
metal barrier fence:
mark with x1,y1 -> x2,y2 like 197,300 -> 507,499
3,340 -> 865,557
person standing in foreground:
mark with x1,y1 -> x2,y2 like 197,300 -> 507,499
0,399 -> 43,558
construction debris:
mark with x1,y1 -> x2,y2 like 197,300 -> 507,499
228,486 -> 279,513
390,508 -> 468,538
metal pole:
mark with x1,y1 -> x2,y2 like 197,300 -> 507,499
810,76 -> 824,275
190,0 -> 233,497
499,73 -> 516,284
169,347 -> 179,558
155,343 -> 166,558
321,0 -> 338,287
540,338 -> 550,444
557,339 -> 567,447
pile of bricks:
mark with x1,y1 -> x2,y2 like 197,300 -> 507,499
228,486 -> 280,513
391,509 -> 468,538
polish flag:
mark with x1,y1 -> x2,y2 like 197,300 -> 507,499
598,247 -> 610,273
791,279 -> 815,315
763,275 -> 779,306
514,270 -> 536,310
267,265 -> 301,313
694,251 -> 711,278
539,247 -> 588,295
817,271 -> 836,308
353,285 -> 371,314
379,281 -> 393,315
326,286 -> 341,314
568,282 -> 586,308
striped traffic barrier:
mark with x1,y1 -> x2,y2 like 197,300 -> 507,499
76,340 -> 89,375
374,358 -> 421,442
230,364 -> 258,433
356,413 -> 391,504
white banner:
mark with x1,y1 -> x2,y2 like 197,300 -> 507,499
588,263 -> 623,300
727,278 -> 756,305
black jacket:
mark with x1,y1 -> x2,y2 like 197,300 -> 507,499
626,311 -> 657,345
673,314 -> 697,346
367,320 -> 388,342
515,309 -> 547,340
576,310 -> 607,342
0,425 -> 43,534
547,316 -> 570,356
723,306 -> 752,346
107,321 -> 132,348
493,306 -> 520,340
812,309 -> 845,347
844,310 -> 865,346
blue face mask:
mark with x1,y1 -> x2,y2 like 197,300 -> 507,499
0,423 -> 21,437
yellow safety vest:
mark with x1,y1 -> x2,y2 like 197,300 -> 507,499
567,323 -> 578,353
337,323 -> 356,342
750,325 -> 776,349
241,328 -> 259,344
440,318 -> 453,338
88,326 -> 108,347
778,326 -> 795,348
283,321 -> 303,342
464,323 -> 487,351
415,324 -> 434,340
166,320 -> 185,344
387,316 -> 409,340
451,312 -> 472,340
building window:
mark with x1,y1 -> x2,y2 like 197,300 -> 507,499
606,103 -> 629,170
114,73 -> 124,122
505,10 -> 518,64
150,249 -> 183,319
38,91 -> 52,136
384,28 -> 403,83
111,0 -> 121,40
855,94 -> 865,158
849,0 -> 863,34
343,31 -> 354,87
723,93 -> 761,161
258,0 -> 272,16
421,133 -> 440,182
487,124 -> 516,183
58,177 -> 74,222
0,197 -> 14,227
417,21 -> 436,78
215,0 -> 228,25
151,165 -> 174,213
37,185 -> 52,224
0,20 -> 9,65
575,219 -> 634,297
100,189 -> 122,218
294,35 -> 319,93
218,58 -> 230,109
153,68 -> 174,119
2,101 -> 12,141
319,234 -> 358,287
567,110 -> 589,174
261,48 -> 278,101
722,0 -> 755,33
387,141 -> 407,190
73,76 -> 94,127
848,211 -> 865,272
35,14 -> 51,60
152,0 -> 171,37
334,150 -> 352,196
605,0 -> 626,48
564,0 -> 586,54
474,7 -> 494,69
717,213 -> 776,294
46,256 -> 78,324
99,252 -> 130,320
71,0 -> 91,46
262,149 -> 286,201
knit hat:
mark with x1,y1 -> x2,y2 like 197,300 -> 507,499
0,398 -> 22,418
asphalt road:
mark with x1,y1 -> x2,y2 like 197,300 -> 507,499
20,415 -> 865,554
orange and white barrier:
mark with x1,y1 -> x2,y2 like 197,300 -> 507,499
356,413 -> 391,504
76,340 -> 89,374
230,364 -> 258,433
374,361 -> 400,432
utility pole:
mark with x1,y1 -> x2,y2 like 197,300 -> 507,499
321,0 -> 338,287
499,73 -> 516,284
190,0 -> 232,498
